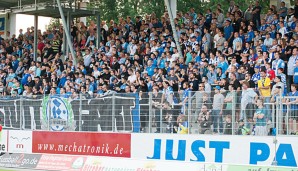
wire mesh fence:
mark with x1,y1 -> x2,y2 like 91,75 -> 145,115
0,90 -> 297,136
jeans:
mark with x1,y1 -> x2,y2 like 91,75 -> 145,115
212,110 -> 223,133
155,109 -> 161,132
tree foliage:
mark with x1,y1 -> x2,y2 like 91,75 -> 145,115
87,0 -> 270,23
46,18 -> 61,30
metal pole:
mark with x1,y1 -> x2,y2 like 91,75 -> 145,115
160,108 -> 163,133
276,96 -> 279,136
66,11 -> 71,58
286,100 -> 289,135
19,96 -> 23,130
148,92 -> 153,133
96,14 -> 101,49
56,0 -> 77,65
48,96 -> 51,131
187,91 -> 191,134
62,28 -> 66,55
279,92 -> 283,135
79,94 -> 82,131
33,15 -> 38,61
164,0 -> 183,58
231,91 -> 236,135
271,103 -> 275,134
112,93 -> 116,132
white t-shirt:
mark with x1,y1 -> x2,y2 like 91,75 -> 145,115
128,74 -> 137,83
278,27 -> 288,38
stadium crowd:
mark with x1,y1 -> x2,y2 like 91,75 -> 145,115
0,0 -> 298,135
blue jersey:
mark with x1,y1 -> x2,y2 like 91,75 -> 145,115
163,86 -> 178,104
217,61 -> 229,73
224,25 -> 234,40
252,73 -> 260,84
146,65 -> 156,76
288,91 -> 298,110
294,67 -> 298,84
246,31 -> 255,42
259,24 -> 268,32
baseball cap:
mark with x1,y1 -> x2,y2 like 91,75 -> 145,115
214,86 -> 221,90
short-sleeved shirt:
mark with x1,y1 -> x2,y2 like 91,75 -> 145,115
255,107 -> 267,126
257,77 -> 271,97
224,25 -> 234,41
288,91 -> 298,110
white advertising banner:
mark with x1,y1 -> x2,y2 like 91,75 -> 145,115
8,130 -> 32,153
0,130 -> 8,153
131,134 -> 298,167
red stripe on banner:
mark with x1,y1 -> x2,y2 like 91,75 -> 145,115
32,131 -> 131,158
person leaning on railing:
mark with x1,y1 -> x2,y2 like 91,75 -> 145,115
285,84 -> 298,135
240,81 -> 258,131
253,99 -> 268,136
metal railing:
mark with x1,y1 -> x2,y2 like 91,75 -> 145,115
0,90 -> 297,136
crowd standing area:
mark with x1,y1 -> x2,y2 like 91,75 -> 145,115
0,1 -> 298,135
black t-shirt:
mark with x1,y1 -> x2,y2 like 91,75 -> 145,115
6,46 -> 13,54
111,62 -> 120,71
252,5 -> 262,19
230,79 -> 241,90
44,47 -> 55,59
71,26 -> 78,38
295,4 -> 298,18
189,79 -> 199,91
180,74 -> 188,87
100,73 -> 111,83
285,46 -> 294,61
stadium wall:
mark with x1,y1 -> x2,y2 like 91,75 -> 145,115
0,130 -> 297,169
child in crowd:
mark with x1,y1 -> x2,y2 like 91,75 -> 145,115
175,114 -> 188,134
224,115 -> 232,135
164,113 -> 174,133
237,119 -> 250,135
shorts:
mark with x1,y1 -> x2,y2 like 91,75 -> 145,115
289,109 -> 298,119
255,126 -> 267,136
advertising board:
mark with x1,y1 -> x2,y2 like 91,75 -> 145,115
0,153 -> 41,169
81,156 -> 205,171
32,131 -> 131,157
0,130 -> 7,153
8,130 -> 32,153
131,134 -> 298,167
36,154 -> 86,171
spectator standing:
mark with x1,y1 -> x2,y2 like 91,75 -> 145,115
286,84 -> 298,135
212,86 -> 225,134
198,105 -> 211,134
241,81 -> 258,129
224,19 -> 234,46
253,99 -> 268,136
277,1 -> 288,18
252,1 -> 262,28
288,48 -> 298,87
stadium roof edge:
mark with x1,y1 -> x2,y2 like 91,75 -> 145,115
0,0 -> 99,18
12,5 -> 99,18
